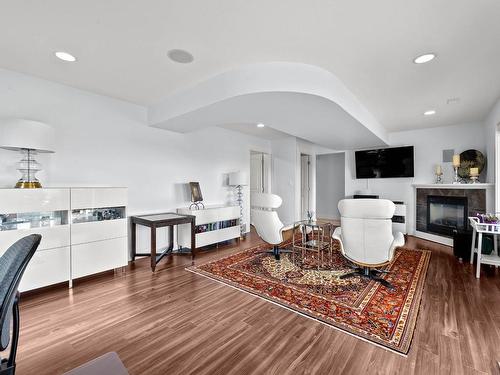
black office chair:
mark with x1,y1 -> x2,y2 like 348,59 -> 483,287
0,234 -> 41,375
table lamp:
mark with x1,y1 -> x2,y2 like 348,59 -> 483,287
0,119 -> 55,188
229,171 -> 248,238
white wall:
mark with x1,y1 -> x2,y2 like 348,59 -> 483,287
270,136 -> 338,225
483,98 -> 500,210
271,137 -> 297,225
316,153 -> 345,219
345,122 -> 487,234
0,68 -> 271,253
484,99 -> 500,181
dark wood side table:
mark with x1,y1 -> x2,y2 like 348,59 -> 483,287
130,212 -> 196,272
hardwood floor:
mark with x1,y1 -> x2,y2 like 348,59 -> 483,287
11,230 -> 500,374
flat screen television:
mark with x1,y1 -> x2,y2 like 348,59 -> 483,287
355,146 -> 414,178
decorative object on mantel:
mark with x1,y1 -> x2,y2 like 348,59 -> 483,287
458,149 -> 485,180
434,164 -> 443,184
188,182 -> 204,209
469,167 -> 479,184
0,119 -> 55,188
229,171 -> 248,238
452,154 -> 461,184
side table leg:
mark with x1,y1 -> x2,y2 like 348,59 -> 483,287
476,232 -> 482,279
470,229 -> 476,264
131,222 -> 137,261
151,226 -> 157,272
191,219 -> 196,262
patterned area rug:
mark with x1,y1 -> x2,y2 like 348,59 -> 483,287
187,241 -> 431,355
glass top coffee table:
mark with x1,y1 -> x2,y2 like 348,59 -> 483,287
292,220 -> 334,270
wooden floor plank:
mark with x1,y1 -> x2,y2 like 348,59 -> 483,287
8,231 -> 500,374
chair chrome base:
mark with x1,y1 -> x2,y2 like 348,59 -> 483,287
0,361 -> 15,375
266,245 -> 293,260
340,266 -> 394,289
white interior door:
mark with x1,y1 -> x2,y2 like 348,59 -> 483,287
301,154 -> 311,218
250,151 -> 272,224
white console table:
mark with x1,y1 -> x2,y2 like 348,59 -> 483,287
0,187 -> 128,291
177,205 -> 240,248
469,216 -> 500,279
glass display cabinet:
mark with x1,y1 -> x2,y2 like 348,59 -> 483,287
0,210 -> 68,231
0,187 -> 128,292
71,206 -> 126,224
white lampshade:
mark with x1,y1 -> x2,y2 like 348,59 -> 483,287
0,118 -> 55,153
229,171 -> 248,186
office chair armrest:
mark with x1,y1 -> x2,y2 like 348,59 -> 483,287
389,232 -> 405,258
332,227 -> 344,254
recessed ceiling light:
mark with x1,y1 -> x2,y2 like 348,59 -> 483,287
447,97 -> 461,105
413,53 -> 436,64
167,49 -> 194,63
256,123 -> 265,128
55,51 -> 77,62
424,110 -> 436,116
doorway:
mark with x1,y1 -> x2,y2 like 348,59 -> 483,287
316,152 -> 345,220
300,154 -> 311,219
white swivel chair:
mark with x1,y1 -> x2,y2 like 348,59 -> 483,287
332,199 -> 405,288
251,193 -> 292,260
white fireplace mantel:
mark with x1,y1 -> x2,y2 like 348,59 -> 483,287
412,183 -> 494,190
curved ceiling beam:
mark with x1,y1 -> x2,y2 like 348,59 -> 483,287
148,62 -> 388,146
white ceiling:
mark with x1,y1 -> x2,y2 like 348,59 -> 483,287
1,0 -> 499,132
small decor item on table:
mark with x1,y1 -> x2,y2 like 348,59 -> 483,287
458,149 -> 485,180
435,164 -> 443,184
189,182 -> 204,209
0,119 -> 55,188
229,171 -> 248,238
452,154 -> 461,184
476,213 -> 500,224
306,210 -> 314,222
469,167 -> 479,184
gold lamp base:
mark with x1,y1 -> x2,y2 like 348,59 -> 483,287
15,181 -> 42,189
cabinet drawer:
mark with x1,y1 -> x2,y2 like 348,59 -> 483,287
0,225 -> 70,255
71,219 -> 127,245
71,188 -> 127,210
218,226 -> 241,242
0,189 -> 69,213
71,237 -> 128,279
196,230 -> 220,248
19,246 -> 70,292
195,226 -> 240,247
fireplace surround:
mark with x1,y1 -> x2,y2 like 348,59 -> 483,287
414,184 -> 493,243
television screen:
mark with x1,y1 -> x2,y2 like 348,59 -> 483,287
355,146 -> 414,178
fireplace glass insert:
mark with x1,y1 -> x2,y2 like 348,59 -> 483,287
427,195 -> 468,236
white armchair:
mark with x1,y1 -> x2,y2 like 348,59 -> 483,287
251,193 -> 292,260
332,199 -> 405,288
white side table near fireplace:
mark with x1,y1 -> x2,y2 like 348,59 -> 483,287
469,217 -> 500,279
